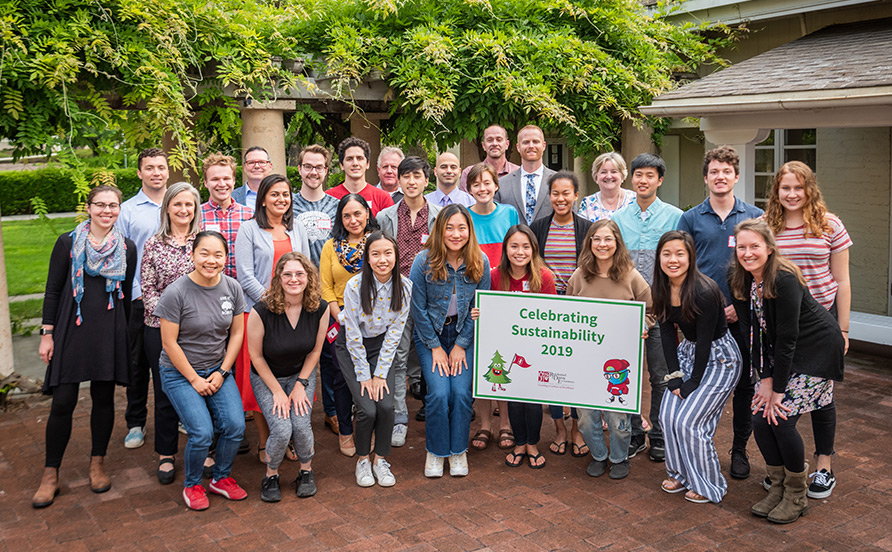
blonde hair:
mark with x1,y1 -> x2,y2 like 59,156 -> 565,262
591,152 -> 628,182
202,152 -> 237,181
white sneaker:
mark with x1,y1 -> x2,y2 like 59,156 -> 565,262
124,427 -> 145,449
449,452 -> 469,477
391,424 -> 408,447
355,459 -> 374,487
424,452 -> 444,478
373,458 -> 396,487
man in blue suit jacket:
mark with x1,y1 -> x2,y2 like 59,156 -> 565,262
494,125 -> 556,224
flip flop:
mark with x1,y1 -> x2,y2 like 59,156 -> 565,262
661,478 -> 685,494
505,451 -> 526,467
549,440 -> 568,455
571,442 -> 590,458
528,453 -> 546,470
285,442 -> 298,462
685,490 -> 710,504
471,429 -> 493,450
497,429 -> 515,450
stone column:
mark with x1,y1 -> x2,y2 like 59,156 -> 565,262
0,208 -> 14,379
621,119 -> 657,160
348,114 -> 388,183
241,100 -> 296,176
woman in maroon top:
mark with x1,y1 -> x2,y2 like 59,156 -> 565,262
483,225 -> 555,468
141,182 -> 201,484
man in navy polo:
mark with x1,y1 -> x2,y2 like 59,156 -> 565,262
677,145 -> 763,480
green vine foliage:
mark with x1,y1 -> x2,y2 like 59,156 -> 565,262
1,0 -> 734,167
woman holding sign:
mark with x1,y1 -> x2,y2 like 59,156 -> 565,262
489,225 -> 556,468
410,204 -> 490,478
652,230 -> 741,504
567,220 -> 652,480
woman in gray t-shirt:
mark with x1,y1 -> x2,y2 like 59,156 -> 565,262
155,231 -> 248,511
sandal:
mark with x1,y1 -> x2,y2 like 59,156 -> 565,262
685,490 -> 710,504
497,429 -> 515,450
471,429 -> 493,450
285,442 -> 298,462
661,478 -> 685,494
258,446 -> 268,464
157,457 -> 175,485
528,453 -> 546,470
549,441 -> 567,455
505,451 -> 526,467
571,442 -> 590,458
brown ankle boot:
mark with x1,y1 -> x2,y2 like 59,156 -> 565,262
751,465 -> 785,517
90,456 -> 111,493
32,467 -> 60,508
768,466 -> 809,524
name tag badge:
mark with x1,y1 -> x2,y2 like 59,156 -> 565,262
728,236 -> 736,247
206,224 -> 221,233
317,218 -> 332,231
522,280 -> 530,292
421,233 -> 429,244
326,322 -> 339,343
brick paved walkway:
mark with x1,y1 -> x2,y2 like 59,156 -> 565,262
1,351 -> 890,551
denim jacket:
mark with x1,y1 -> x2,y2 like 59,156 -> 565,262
409,249 -> 490,350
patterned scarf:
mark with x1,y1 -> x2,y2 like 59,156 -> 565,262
70,220 -> 127,325
749,280 -> 772,378
334,234 -> 368,274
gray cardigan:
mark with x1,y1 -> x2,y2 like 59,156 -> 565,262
376,198 -> 441,237
234,218 -> 310,308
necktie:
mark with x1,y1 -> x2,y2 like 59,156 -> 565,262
525,173 -> 536,224
443,195 -> 453,207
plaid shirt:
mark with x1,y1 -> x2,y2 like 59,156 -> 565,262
200,199 -> 254,279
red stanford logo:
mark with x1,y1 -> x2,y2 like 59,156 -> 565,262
538,371 -> 550,382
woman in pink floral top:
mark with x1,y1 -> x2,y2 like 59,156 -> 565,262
140,182 -> 201,485
578,152 -> 636,222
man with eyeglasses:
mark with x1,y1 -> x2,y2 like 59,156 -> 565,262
117,147 -> 170,450
232,146 -> 273,209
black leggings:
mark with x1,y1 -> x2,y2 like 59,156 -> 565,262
45,381 -> 116,468
507,402 -> 542,446
752,412 -> 804,472
811,401 -> 836,457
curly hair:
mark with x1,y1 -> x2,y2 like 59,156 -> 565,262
764,161 -> 830,239
262,252 -> 321,314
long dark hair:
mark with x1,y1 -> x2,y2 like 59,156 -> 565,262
332,193 -> 379,241
254,174 -> 294,231
497,225 -> 550,292
359,231 -> 406,315
652,230 -> 722,323
425,204 -> 485,283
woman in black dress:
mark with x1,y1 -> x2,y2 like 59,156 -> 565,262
33,185 -> 137,508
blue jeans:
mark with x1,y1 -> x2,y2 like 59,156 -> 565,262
631,322 -> 668,444
416,322 -> 473,457
578,409 -> 632,464
160,364 -> 245,487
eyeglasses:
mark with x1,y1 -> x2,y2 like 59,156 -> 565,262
300,164 -> 327,173
245,160 -> 270,167
281,271 -> 308,281
90,202 -> 121,211
591,236 -> 616,244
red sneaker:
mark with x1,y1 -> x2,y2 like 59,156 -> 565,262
208,477 -> 247,501
183,484 -> 209,511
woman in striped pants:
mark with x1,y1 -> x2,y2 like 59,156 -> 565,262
651,231 -> 742,504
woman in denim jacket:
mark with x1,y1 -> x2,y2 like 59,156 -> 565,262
410,204 -> 490,478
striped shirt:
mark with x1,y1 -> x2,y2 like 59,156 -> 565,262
543,220 -> 577,294
775,214 -> 852,308
200,199 -> 254,279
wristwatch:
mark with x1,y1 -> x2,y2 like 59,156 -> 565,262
40,328 -> 53,336
297,377 -> 310,388
215,368 -> 231,379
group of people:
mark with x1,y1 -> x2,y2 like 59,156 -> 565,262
32,125 -> 849,526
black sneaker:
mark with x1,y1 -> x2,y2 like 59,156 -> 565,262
609,460 -> 630,480
238,437 -> 250,455
586,459 -> 608,477
730,449 -> 751,479
415,405 -> 426,422
807,469 -> 836,499
294,470 -> 317,498
261,475 -> 281,503
628,435 -> 646,458
649,441 -> 665,463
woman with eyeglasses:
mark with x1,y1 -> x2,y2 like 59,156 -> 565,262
33,186 -> 137,508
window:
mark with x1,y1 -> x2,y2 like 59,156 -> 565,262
754,129 -> 817,207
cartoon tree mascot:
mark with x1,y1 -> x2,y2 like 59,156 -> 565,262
484,350 -> 511,391
603,358 -> 630,404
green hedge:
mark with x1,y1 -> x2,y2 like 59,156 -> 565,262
0,166 -> 304,215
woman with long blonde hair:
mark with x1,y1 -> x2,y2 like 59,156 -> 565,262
409,204 -> 490,478
763,161 -> 852,499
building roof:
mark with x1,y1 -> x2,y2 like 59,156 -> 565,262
656,17 -> 892,100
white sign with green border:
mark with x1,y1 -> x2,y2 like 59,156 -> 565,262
474,290 -> 645,414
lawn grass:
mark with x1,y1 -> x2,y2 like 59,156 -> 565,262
2,217 -> 77,296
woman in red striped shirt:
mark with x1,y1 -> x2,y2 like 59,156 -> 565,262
763,160 -> 852,500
